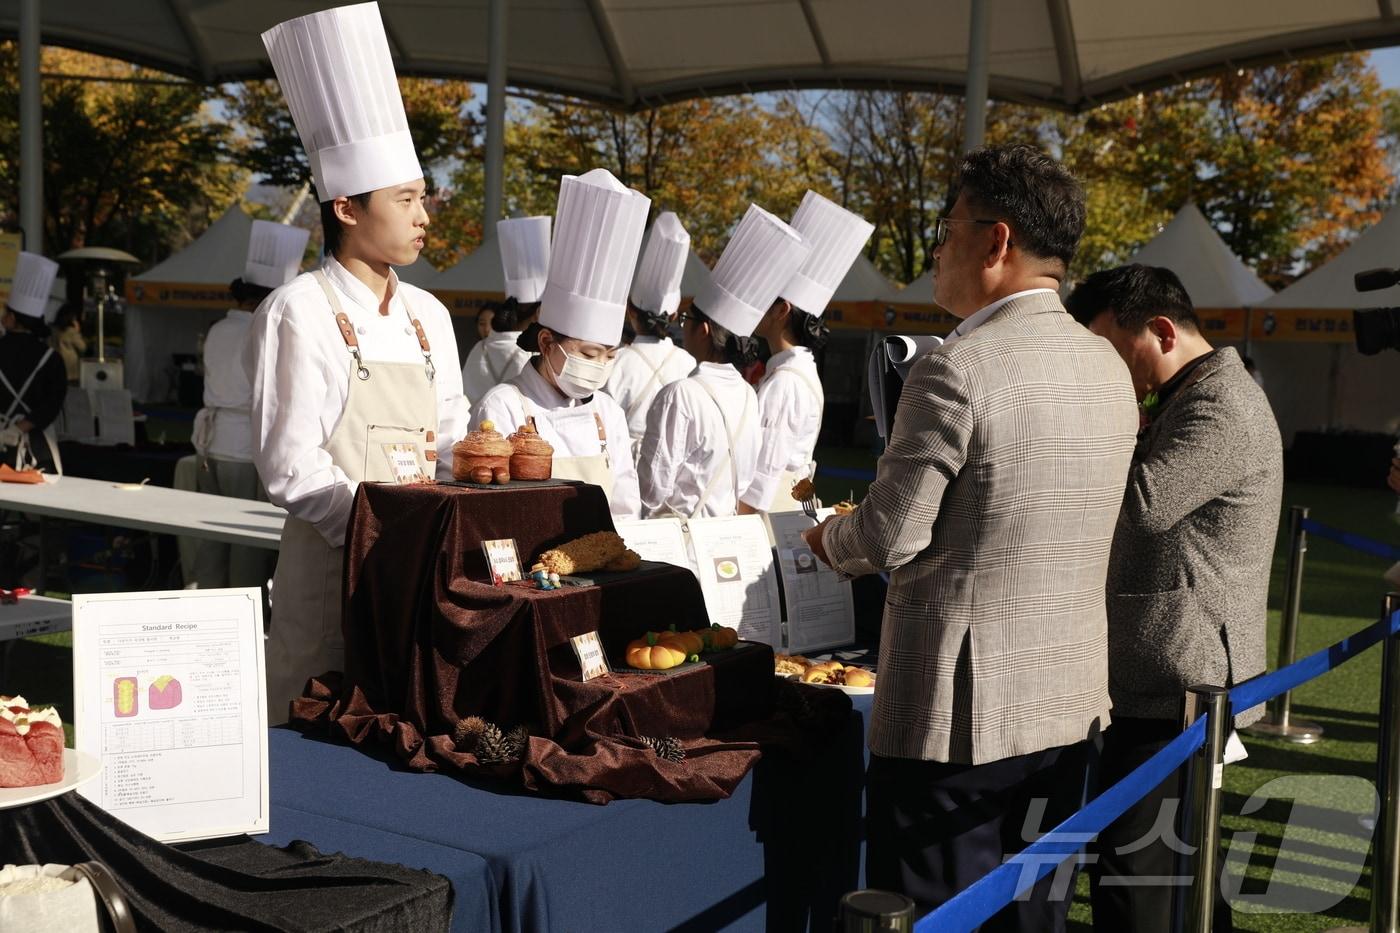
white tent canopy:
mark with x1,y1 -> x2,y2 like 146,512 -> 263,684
133,204 -> 252,287
833,255 -> 903,304
7,1 -> 1400,113
1262,205 -> 1400,310
897,267 -> 936,307
1128,203 -> 1274,308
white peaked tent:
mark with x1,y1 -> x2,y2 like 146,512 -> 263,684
1128,203 -> 1273,309
1253,206 -> 1400,442
832,255 -> 903,305
124,205 -> 266,402
395,255 -> 438,289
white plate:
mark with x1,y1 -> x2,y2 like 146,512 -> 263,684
0,749 -> 102,810
774,672 -> 876,694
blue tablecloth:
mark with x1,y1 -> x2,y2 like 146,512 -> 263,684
264,693 -> 873,932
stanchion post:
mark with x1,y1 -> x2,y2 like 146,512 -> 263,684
1245,505 -> 1324,743
838,890 -> 914,932
1373,593 -> 1400,933
1173,685 -> 1230,933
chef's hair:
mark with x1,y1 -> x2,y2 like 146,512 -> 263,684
229,278 -> 274,309
517,321 -> 578,354
687,305 -> 759,368
785,305 -> 829,351
494,296 -> 541,333
630,305 -> 673,340
319,192 -> 374,257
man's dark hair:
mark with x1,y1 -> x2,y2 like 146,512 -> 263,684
1065,264 -> 1199,333
949,144 -> 1085,274
319,192 -> 373,257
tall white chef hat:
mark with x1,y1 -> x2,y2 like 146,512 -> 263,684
244,220 -> 311,289
780,192 -> 875,318
630,211 -> 690,316
539,169 -> 651,346
694,205 -> 809,338
262,2 -> 422,203
7,252 -> 60,321
497,216 -> 551,304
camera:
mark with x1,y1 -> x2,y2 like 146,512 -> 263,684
1351,268 -> 1400,354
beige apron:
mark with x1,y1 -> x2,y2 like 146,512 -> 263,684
265,269 -> 438,725
512,384 -> 615,501
763,365 -> 824,513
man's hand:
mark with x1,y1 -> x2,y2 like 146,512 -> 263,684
736,500 -> 759,516
801,516 -> 837,567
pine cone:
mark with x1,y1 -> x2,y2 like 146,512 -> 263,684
642,735 -> 686,763
503,725 -> 530,760
475,722 -> 510,763
452,716 -> 488,751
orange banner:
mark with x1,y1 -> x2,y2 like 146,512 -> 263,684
826,300 -> 960,336
1192,308 -> 1247,342
432,289 -> 501,317
1251,309 -> 1354,343
125,280 -> 233,309
0,232 -> 22,308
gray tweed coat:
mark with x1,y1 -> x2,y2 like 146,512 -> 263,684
824,291 -> 1139,764
1105,347 -> 1283,727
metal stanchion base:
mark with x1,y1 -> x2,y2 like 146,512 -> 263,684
1243,717 -> 1324,744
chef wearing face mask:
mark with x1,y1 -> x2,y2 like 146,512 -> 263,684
471,169 -> 649,519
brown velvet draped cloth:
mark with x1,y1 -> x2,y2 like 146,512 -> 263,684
291,482 -> 850,804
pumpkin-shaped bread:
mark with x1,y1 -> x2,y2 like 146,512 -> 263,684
659,627 -> 705,656
452,420 -> 513,481
625,633 -> 688,670
701,624 -> 739,651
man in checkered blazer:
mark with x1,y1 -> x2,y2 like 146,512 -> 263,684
805,145 -> 1139,930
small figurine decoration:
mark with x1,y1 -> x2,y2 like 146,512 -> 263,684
530,562 -> 562,590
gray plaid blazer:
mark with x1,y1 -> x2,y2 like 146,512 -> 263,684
825,291 -> 1138,764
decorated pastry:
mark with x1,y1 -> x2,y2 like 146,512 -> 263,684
625,633 -> 689,670
492,467 -> 511,485
469,466 -> 493,485
537,531 -> 627,576
843,668 -> 875,688
452,420 -> 513,481
801,666 -> 833,684
774,654 -> 810,676
509,422 -> 554,481
0,696 -> 64,787
602,548 -> 642,573
832,499 -> 858,515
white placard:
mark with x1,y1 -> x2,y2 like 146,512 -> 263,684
767,509 -> 856,653
685,515 -> 782,647
381,443 -> 428,485
73,588 -> 268,843
569,631 -> 611,681
612,517 -> 695,573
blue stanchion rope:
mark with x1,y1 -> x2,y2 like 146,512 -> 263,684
913,607 -> 1400,932
1299,518 -> 1400,562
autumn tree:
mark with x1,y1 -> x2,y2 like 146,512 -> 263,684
0,44 -> 243,260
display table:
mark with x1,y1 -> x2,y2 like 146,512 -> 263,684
296,481 -> 845,804
271,692 -> 870,932
0,594 -> 72,680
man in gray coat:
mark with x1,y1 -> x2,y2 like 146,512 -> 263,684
1066,263 -> 1283,933
804,145 -> 1139,930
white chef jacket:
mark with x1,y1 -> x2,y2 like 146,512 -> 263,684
244,256 -> 469,547
602,336 -> 696,448
200,309 -> 255,462
742,347 -> 823,510
472,359 -> 642,519
460,329 -> 530,403
638,362 -> 760,519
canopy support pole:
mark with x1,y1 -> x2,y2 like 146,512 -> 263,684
20,0 -> 42,253
962,0 -> 990,154
482,0 -> 507,241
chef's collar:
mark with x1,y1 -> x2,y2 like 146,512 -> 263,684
322,254 -> 403,318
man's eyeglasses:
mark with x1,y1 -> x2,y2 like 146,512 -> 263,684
935,216 -> 1009,248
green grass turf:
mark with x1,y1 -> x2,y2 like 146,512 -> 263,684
6,473 -> 1397,930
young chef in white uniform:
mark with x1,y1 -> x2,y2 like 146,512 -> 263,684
191,220 -> 308,589
602,211 -> 696,460
0,252 -> 66,473
740,192 -> 874,513
249,2 -> 469,723
637,205 -> 809,519
472,169 -> 648,520
459,216 -> 548,402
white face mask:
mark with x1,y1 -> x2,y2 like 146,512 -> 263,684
547,344 -> 614,399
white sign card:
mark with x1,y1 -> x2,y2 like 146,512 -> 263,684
381,442 -> 428,485
685,514 -> 782,648
569,631 -> 611,681
612,517 -> 695,574
73,588 -> 268,843
482,538 -> 523,583
767,509 -> 856,653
